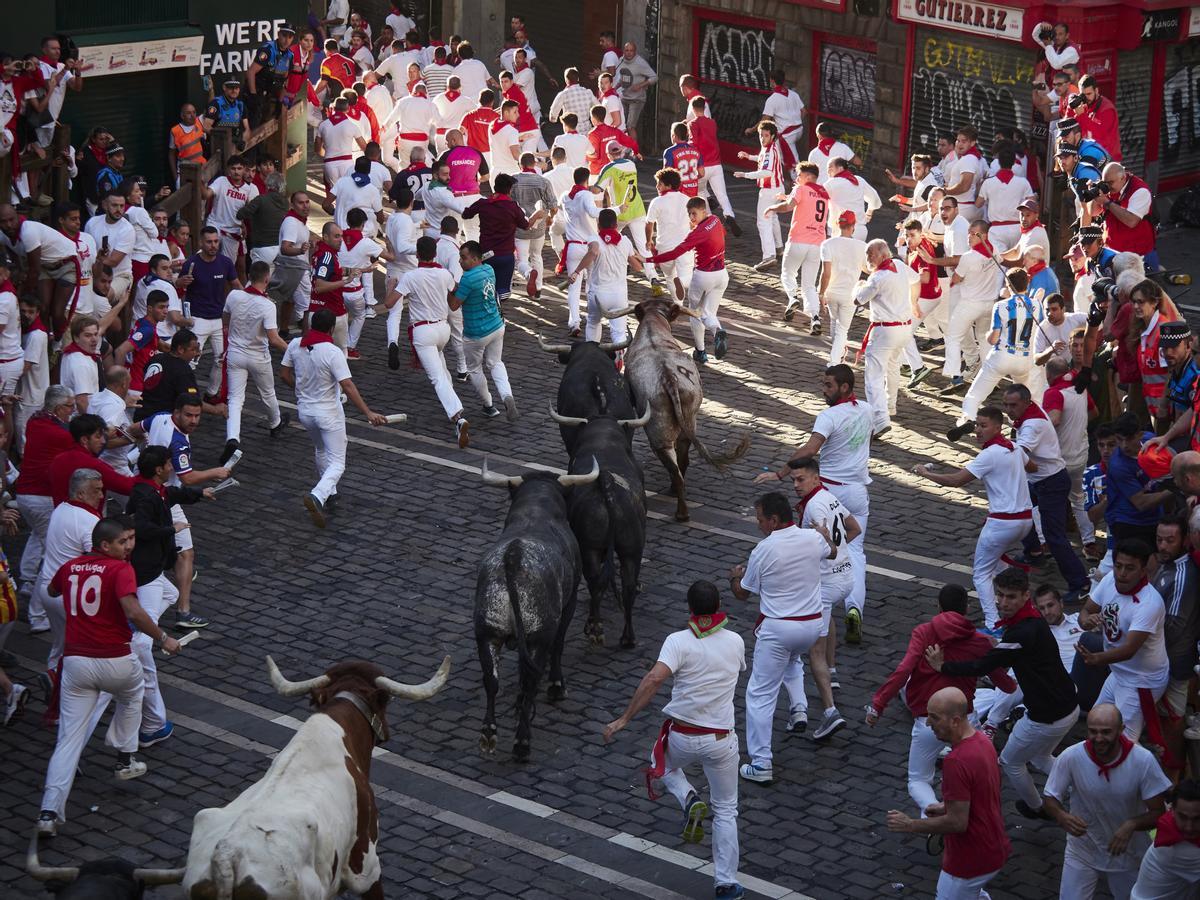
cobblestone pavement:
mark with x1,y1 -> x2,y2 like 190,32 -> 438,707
3,168 -> 1194,899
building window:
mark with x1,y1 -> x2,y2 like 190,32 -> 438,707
812,34 -> 877,164
58,0 -> 189,33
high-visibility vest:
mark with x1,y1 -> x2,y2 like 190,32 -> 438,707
1138,313 -> 1175,400
171,123 -> 205,168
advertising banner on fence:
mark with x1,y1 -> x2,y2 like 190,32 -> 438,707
77,34 -> 204,77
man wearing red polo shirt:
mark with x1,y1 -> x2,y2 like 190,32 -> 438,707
586,104 -> 639,177
48,415 -> 138,505
688,98 -> 738,235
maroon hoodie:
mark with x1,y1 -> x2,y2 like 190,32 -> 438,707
872,611 -> 1017,718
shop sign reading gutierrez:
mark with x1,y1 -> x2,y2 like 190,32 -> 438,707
896,0 -> 1025,42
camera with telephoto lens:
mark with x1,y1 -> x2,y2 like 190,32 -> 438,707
1067,93 -> 1087,110
1087,277 -> 1117,326
1037,24 -> 1053,41
1078,180 -> 1112,202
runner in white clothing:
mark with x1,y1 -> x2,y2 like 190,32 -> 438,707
976,145 -> 1035,253
200,156 -> 260,272
645,169 -> 693,301
943,126 -> 987,223
384,188 -> 419,362
603,580 -> 745,898
431,76 -> 477,154
558,167 -> 604,335
824,158 -> 880,242
808,122 -> 863,185
435,218 -> 467,381
731,492 -> 843,782
280,308 -> 388,528
339,208 -> 389,358
315,98 -> 367,189
733,121 -> 786,269
854,241 -> 920,435
572,208 -> 643,348
759,70 -> 805,168
380,82 -> 436,171
819,213 -> 870,364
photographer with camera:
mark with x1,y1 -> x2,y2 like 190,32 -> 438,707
1097,162 -> 1158,271
1073,75 -> 1121,162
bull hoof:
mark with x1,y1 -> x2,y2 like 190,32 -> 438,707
479,726 -> 497,754
674,510 -> 690,522
619,634 -> 636,649
513,741 -> 531,762
547,680 -> 567,702
584,621 -> 606,646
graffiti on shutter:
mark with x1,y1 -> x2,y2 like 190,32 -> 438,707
1161,42 -> 1200,180
697,17 -> 775,92
705,83 -> 769,146
908,32 -> 1034,156
819,44 -> 876,124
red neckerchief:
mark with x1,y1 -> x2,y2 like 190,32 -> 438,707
773,85 -> 788,96
490,118 -> 513,134
1126,577 -> 1150,602
794,485 -> 824,518
22,313 -> 48,336
833,392 -> 859,406
1027,260 -> 1048,275
417,260 -> 442,268
328,110 -> 348,125
408,80 -> 424,95
876,258 -> 897,273
515,61 -> 530,73
0,279 -> 13,295
916,238 -> 937,261
996,599 -> 1041,628
983,433 -> 1015,451
688,612 -> 727,638
962,145 -> 982,158
1012,402 -> 1048,428
599,229 -> 623,245
834,169 -> 859,186
88,142 -> 108,166
132,475 -> 168,501
489,191 -> 512,203
246,286 -> 269,297
568,184 -> 589,199
520,166 -> 539,173
1021,218 -> 1043,233
37,55 -> 58,68
300,330 -> 335,349
817,137 -> 836,155
1085,735 -> 1134,781
167,234 -> 185,254
599,87 -> 619,99
285,210 -> 307,224
972,239 -> 996,258
994,168 -> 1015,184
67,498 -> 103,515
443,90 -> 461,102
343,228 -> 363,250
62,341 -> 100,361
1048,373 -> 1075,393
1154,811 -> 1200,848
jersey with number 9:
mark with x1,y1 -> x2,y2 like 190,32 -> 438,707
788,181 -> 831,246
52,554 -> 138,659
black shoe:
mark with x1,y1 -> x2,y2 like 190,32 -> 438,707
324,495 -> 338,514
918,337 -> 944,352
455,371 -> 469,383
947,421 -> 975,442
693,348 -> 708,365
939,378 -> 968,397
219,439 -> 240,466
387,342 -> 400,371
269,411 -> 291,437
809,320 -> 822,336
724,215 -> 742,237
713,330 -> 728,360
783,302 -> 797,322
1015,799 -> 1052,821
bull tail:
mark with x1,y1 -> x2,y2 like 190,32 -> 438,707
665,377 -> 752,471
503,543 -> 537,685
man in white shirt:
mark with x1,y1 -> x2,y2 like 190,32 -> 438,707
558,167 -> 604,336
35,36 -> 82,148
824,158 -> 880,242
268,191 -> 313,336
330,158 -> 384,238
120,180 -> 163,284
83,193 -> 136,313
944,220 -> 1003,392
420,158 -> 471,240
944,125 -> 988,223
977,145 -> 1035,253
1043,703 -> 1170,900
381,82 -> 436,172
450,42 -> 492,102
199,155 -> 260,272
1130,780 -> 1200,898
819,212 -> 869,365
645,168 -> 693,302
808,122 -> 862,185
488,100 -> 523,176
374,37 -> 421,97
280,308 -> 387,528
338,208 -> 387,359
731,492 -> 842,785
315,98 -> 367,189
853,240 -> 920,437
433,216 -> 467,381
602,580 -> 746,900
551,113 -> 590,169
0,253 -> 24,398
545,148 -> 576,260
570,208 -> 643,347
16,296 -> 50,449
221,261 -> 289,462
884,153 -> 945,218
384,189 -> 419,363
132,255 -> 187,340
432,76 -> 477,155
87,366 -> 136,476
0,203 -> 89,334
761,70 -> 805,168
60,316 -> 102,414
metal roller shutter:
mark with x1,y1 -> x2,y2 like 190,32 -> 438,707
506,0 -> 590,117
907,29 -> 1034,159
1161,41 -> 1200,183
60,68 -> 184,193
1114,46 -> 1153,177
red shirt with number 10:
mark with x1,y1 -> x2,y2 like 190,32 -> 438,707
52,553 -> 137,659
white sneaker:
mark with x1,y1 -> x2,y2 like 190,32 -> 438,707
786,707 -> 807,733
115,757 -> 148,781
739,762 -> 773,783
4,684 -> 28,725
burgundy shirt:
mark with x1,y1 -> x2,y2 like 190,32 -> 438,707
14,413 -> 75,497
463,194 -> 528,256
49,447 -> 138,506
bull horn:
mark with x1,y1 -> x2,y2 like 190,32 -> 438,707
597,335 -> 631,352
376,654 -> 452,700
673,303 -> 701,318
617,406 -> 652,428
548,404 -> 590,427
266,655 -> 331,697
481,456 -> 523,488
133,867 -> 187,885
601,306 -> 636,321
26,833 -> 79,882
558,457 -> 601,487
537,335 -> 573,354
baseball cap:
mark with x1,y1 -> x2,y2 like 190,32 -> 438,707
606,140 -> 624,154
1016,198 -> 1039,213
838,210 -> 856,226
1159,321 -> 1192,345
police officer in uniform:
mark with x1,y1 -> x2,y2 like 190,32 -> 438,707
202,80 -> 251,148
247,25 -> 296,128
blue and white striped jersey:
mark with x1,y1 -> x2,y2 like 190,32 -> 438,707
991,291 -> 1044,356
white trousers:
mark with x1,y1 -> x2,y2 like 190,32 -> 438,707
17,493 -> 53,589
989,224 -> 1022,255
548,215 -> 566,255
217,232 -> 244,266
465,326 -> 511,408
225,350 -> 281,442
687,268 -> 728,351
654,729 -> 740,886
974,516 -> 1033,627
623,217 -> 657,280
936,869 -> 998,900
564,242 -> 589,329
826,481 -> 869,614
1060,853 -> 1138,900
298,408 -> 347,503
908,715 -> 948,814
865,322 -> 914,431
515,235 -> 546,284
323,158 -> 353,187
447,309 -> 466,375
413,321 -> 463,419
192,317 -> 225,396
249,246 -> 279,269
962,351 -> 1035,422
818,573 -> 854,637
132,574 -> 179,734
699,168 -> 733,219
586,282 -> 630,345
1098,674 -> 1168,741
385,288 -> 405,346
827,292 -> 855,365
344,288 -> 367,348
42,580 -> 66,674
41,653 -> 145,820
780,241 -> 821,316
755,189 -> 783,261
745,617 -> 822,768
944,298 -> 993,379
1000,706 -> 1079,807
918,294 -> 947,341
975,683 -> 1023,728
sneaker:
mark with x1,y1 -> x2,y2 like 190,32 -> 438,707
346,348 -> 362,361
527,268 -> 539,298
900,364 -> 912,378
482,405 -> 501,419
504,396 -> 519,422
693,348 -> 708,365
786,707 -> 807,733
946,420 -> 975,442
138,721 -> 174,748
219,439 -> 240,466
753,257 -> 776,272
739,762 -> 773,783
324,495 -> 338,514
651,279 -> 665,298
812,709 -> 847,740
1062,586 -> 1090,607
724,215 -> 742,238
980,723 -> 998,742
845,607 -> 862,644
36,811 -> 57,837
809,319 -> 822,336
175,610 -> 210,629
907,365 -> 934,388
939,377 -> 967,396
713,330 -> 729,360
1015,799 -> 1052,821
269,411 -> 292,437
783,301 -> 798,322
715,884 -> 745,899
455,371 -> 469,383
4,684 -> 28,725
455,418 -> 470,449
387,342 -> 400,371
364,307 -> 378,319
115,757 -> 148,781
304,492 -> 327,528
682,792 -> 708,843
29,617 -> 50,635
829,670 -> 840,690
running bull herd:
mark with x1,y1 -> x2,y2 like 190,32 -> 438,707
24,298 -> 748,898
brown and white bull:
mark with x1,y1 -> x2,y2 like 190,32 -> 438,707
182,655 -> 451,899
619,298 -> 750,521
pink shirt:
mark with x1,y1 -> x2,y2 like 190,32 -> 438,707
787,182 -> 831,246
